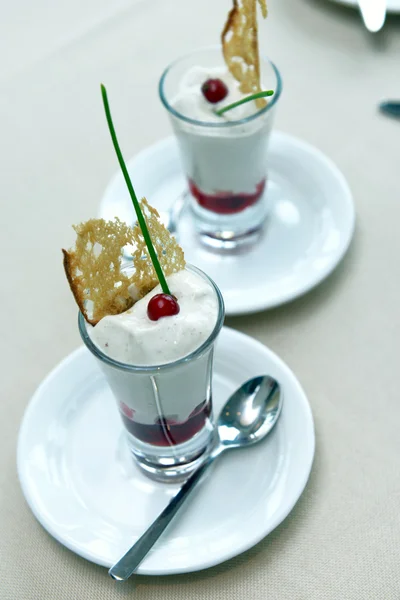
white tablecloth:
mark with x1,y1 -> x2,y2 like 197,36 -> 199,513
1,0 -> 400,597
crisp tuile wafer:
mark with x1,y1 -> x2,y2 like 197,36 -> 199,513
130,198 -> 185,297
221,0 -> 268,109
62,199 -> 185,325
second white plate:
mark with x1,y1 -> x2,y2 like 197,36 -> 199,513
100,133 -> 355,315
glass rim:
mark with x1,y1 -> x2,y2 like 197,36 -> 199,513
158,44 -> 283,128
78,264 -> 225,373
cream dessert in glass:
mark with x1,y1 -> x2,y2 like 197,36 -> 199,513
79,264 -> 224,482
159,1 -> 282,249
63,86 -> 225,482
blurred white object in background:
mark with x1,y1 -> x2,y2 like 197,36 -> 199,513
328,0 -> 399,22
358,0 -> 386,31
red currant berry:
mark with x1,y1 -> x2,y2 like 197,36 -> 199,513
120,402 -> 134,419
147,294 -> 180,321
201,78 -> 228,104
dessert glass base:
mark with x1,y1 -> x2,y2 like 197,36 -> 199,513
126,423 -> 215,482
189,191 -> 268,250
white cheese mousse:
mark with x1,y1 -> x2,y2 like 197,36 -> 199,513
89,269 -> 218,366
172,66 -> 258,123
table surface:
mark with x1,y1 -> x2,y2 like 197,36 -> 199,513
1,0 -> 400,598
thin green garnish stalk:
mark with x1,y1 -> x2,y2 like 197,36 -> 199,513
101,84 -> 171,296
215,90 -> 274,116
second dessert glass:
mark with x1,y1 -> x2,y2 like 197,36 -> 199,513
159,46 -> 282,250
79,264 -> 225,483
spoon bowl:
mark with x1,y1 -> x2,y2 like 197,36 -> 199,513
217,376 -> 282,450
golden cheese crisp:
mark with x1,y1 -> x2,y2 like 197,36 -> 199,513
63,198 -> 185,325
222,0 -> 268,109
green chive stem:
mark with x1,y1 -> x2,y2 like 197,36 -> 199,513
215,90 -> 274,116
101,84 -> 171,296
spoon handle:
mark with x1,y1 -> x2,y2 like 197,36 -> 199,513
108,452 -> 216,581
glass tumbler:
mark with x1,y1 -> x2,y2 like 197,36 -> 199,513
159,46 -> 282,249
79,265 -> 225,482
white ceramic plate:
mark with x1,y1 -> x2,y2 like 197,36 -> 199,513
18,327 -> 314,575
99,133 -> 355,316
328,0 -> 400,14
